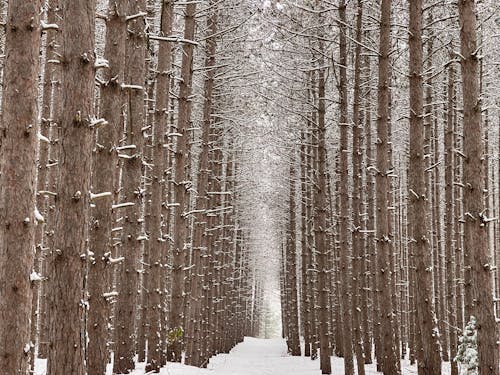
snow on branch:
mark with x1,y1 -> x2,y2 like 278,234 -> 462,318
90,192 -> 112,200
112,202 -> 135,209
89,117 -> 109,129
126,12 -> 147,22
149,34 -> 199,46
95,58 -> 109,69
41,20 -> 59,31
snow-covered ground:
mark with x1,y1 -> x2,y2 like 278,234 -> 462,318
35,337 -> 451,374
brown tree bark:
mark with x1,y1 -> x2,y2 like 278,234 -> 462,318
285,162 -> 301,356
458,0 -> 500,373
375,0 -> 400,372
350,1 -> 366,373
445,59 -> 459,375
408,0 -> 442,372
167,1 -> 197,362
113,0 -> 147,372
145,0 -> 175,372
338,1 -> 354,373
185,3 -> 218,366
46,0 -> 96,374
87,2 -> 127,374
0,1 -> 43,373
315,44 -> 332,375
32,0 -> 61,364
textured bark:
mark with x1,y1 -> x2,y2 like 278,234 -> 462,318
315,59 -> 332,375
458,1 -> 500,373
32,0 -> 61,365
300,128 -> 312,358
167,2 -> 197,362
338,1 -> 354,373
46,1 -> 96,374
145,1 -> 174,372
350,1 -> 366,373
408,1 -> 442,372
375,0 -> 400,373
0,1 -> 43,373
113,0 -> 147,372
363,52 -> 375,365
185,3 -> 218,366
285,163 -> 301,356
87,2 -> 127,374
445,60 -> 458,375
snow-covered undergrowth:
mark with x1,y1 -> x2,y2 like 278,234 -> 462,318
35,337 -> 451,375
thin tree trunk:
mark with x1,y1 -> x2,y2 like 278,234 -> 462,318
113,1 -> 147,372
87,2 -> 127,374
445,59 -> 459,375
375,0 -> 400,372
408,0 -> 442,372
338,1 -> 354,373
350,1 -> 366,373
286,162 -> 301,356
145,1 -> 174,371
168,2 -> 197,362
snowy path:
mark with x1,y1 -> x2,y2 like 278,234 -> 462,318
35,337 -> 451,374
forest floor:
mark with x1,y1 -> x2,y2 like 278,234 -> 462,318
34,337 -> 452,374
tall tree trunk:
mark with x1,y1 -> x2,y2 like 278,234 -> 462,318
113,1 -> 147,372
315,49 -> 332,375
375,0 -> 400,372
338,1 -> 354,373
408,0 -> 442,372
350,1 -> 366,373
168,2 -> 197,362
445,59 -> 459,375
185,4 -> 218,365
87,1 -> 127,373
46,1 -> 96,374
286,162 -> 301,356
0,1 -> 43,373
145,0 -> 174,372
458,0 -> 500,373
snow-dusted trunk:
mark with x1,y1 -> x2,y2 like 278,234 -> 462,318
185,5 -> 218,365
458,0 -> 500,373
375,0 -> 400,372
144,0 -> 174,371
350,1 -> 366,373
314,37 -> 332,372
299,128 -> 312,357
408,0 -> 442,372
0,0 -> 43,373
87,2 -> 127,374
445,60 -> 459,375
337,1 -> 354,373
168,2 -> 197,362
285,162 -> 301,356
33,0 -> 60,362
112,0 -> 147,372
46,1 -> 96,374
363,52 -> 376,365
